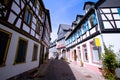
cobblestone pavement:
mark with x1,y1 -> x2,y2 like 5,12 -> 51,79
19,59 -> 105,80
69,62 -> 105,80
39,59 -> 76,80
38,59 -> 105,80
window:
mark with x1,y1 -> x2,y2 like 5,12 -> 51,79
83,45 -> 88,61
77,47 -> 81,60
1,0 -> 8,5
31,0 -> 35,3
78,28 -> 82,36
74,50 -> 77,61
39,6 -> 42,17
41,11 -> 45,23
91,42 -> 100,62
31,0 -> 36,5
24,9 -> 32,25
0,29 -> 11,66
14,37 -> 28,64
76,30 -> 80,38
32,44 -> 38,61
83,21 -> 89,33
0,0 -> 9,17
90,13 -> 98,27
74,33 -> 77,40
72,34 -> 75,41
117,8 -> 120,15
36,21 -> 41,34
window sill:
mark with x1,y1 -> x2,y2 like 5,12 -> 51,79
13,61 -> 26,65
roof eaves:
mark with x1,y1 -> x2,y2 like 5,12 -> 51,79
65,8 -> 94,40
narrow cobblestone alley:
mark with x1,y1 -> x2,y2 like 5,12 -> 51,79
38,59 -> 105,80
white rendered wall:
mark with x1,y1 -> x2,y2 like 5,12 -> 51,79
68,34 -> 104,67
0,24 -> 40,80
102,33 -> 120,54
49,46 -> 57,59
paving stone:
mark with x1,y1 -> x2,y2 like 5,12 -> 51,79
18,59 -> 105,80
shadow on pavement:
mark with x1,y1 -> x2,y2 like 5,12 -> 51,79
40,59 -> 76,80
11,59 -> 76,80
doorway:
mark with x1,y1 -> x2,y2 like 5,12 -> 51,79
39,44 -> 44,66
74,49 -> 77,61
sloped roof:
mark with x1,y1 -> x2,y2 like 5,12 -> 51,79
65,0 -> 106,40
57,24 -> 72,41
57,24 -> 71,34
50,39 -> 57,48
83,1 -> 95,10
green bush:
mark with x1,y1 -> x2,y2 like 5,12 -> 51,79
107,72 -> 116,80
102,45 -> 116,79
116,54 -> 120,68
102,45 -> 116,72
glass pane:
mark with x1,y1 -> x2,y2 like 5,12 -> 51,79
25,10 -> 29,23
15,39 -> 27,63
115,21 -> 120,28
83,45 -> 88,61
101,9 -> 110,13
83,21 -> 89,33
111,8 -> 118,13
32,45 -> 38,61
103,21 -> 113,29
101,14 -> 107,20
31,0 -> 35,4
113,14 -> 120,19
28,12 -> 31,25
0,31 -> 9,65
106,14 -> 113,20
92,14 -> 97,25
117,8 -> 120,15
93,48 -> 99,62
25,10 -> 32,25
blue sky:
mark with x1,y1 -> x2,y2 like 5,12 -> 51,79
43,0 -> 98,42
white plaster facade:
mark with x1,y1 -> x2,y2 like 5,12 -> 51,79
0,0 -> 52,79
0,24 -> 41,80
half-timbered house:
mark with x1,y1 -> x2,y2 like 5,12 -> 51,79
0,0 -> 52,79
65,0 -> 120,75
57,24 -> 72,59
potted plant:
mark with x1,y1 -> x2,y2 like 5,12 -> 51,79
80,60 -> 83,67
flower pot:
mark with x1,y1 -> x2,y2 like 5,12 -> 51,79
80,60 -> 83,67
